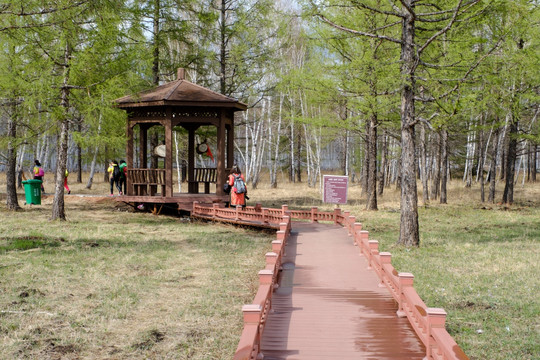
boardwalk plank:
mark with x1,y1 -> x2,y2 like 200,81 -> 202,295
260,222 -> 425,360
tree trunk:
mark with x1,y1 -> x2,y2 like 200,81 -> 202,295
152,0 -> 160,86
419,122 -> 429,205
219,0 -> 227,94
488,128 -> 499,203
430,132 -> 440,200
532,145 -> 537,183
502,116 -> 517,204
51,43 -> 71,221
17,143 -> 26,189
478,123 -> 486,202
270,93 -> 283,188
378,131 -> 387,196
440,129 -> 448,204
77,119 -> 82,183
361,118 -> 369,195
296,125 -> 302,182
366,113 -> 378,210
397,7 -> 419,246
6,116 -> 21,211
86,109 -> 102,189
499,117 -> 508,181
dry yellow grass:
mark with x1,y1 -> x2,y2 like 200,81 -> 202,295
1,170 -> 539,359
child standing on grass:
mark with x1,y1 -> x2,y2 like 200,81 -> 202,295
33,160 -> 45,193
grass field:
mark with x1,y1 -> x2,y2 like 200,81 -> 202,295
1,172 -> 539,359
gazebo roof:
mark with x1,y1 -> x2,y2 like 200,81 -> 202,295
115,70 -> 247,111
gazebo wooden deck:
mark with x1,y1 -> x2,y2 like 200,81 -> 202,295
114,69 -> 247,212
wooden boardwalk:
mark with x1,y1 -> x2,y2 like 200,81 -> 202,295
259,221 -> 425,360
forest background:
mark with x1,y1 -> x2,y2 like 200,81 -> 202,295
0,1 -> 539,236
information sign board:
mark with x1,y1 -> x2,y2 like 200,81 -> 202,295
323,175 -> 348,204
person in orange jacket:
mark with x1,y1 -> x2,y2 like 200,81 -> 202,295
228,165 -> 248,208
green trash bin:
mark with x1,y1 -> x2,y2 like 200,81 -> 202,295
22,179 -> 42,205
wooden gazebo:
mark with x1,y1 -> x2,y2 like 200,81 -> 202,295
114,68 -> 247,212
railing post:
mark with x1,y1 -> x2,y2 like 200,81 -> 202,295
397,272 -> 414,317
281,204 -> 289,216
333,208 -> 341,225
235,204 -> 240,220
272,240 -> 283,254
379,252 -> 392,288
353,223 -> 362,246
311,207 -> 318,223
238,304 -> 262,359
348,216 -> 356,236
242,304 -> 262,324
259,269 -> 274,285
265,252 -> 278,267
360,230 -> 369,254
425,308 -> 447,360
367,240 -> 379,269
193,201 -> 199,215
212,203 -> 219,218
281,216 -> 290,235
262,208 -> 268,224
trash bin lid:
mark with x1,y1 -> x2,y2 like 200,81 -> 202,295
23,179 -> 42,184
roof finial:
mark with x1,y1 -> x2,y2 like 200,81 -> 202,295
177,68 -> 185,80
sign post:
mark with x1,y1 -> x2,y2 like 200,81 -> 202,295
323,175 -> 348,205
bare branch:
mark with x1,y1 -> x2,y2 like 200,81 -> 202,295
373,20 -> 401,32
387,0 -> 402,14
349,0 -> 404,17
0,1 -> 90,17
399,0 -> 416,19
315,13 -> 403,45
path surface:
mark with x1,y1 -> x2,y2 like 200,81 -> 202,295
259,221 -> 425,360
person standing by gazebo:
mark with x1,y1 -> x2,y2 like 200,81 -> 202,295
228,165 -> 247,208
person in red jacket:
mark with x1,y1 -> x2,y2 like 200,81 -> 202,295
228,165 -> 247,208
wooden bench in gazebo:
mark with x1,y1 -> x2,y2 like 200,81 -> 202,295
114,68 -> 246,212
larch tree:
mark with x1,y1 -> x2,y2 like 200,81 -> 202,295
308,0 -> 485,246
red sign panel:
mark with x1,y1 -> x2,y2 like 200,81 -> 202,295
323,175 -> 348,204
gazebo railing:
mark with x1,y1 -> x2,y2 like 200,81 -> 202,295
128,169 -> 166,196
189,167 -> 217,194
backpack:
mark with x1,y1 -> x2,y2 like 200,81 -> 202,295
119,163 -> 127,179
113,165 -> 121,180
233,174 -> 246,194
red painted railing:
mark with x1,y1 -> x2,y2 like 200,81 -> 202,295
190,204 -> 468,360
341,215 -> 470,360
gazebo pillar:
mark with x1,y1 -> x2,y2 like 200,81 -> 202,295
164,119 -> 173,197
217,111 -> 226,196
227,122 -> 234,170
187,125 -> 196,193
126,121 -> 134,195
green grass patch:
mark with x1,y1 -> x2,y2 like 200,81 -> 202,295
347,203 -> 540,360
0,201 -> 271,359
